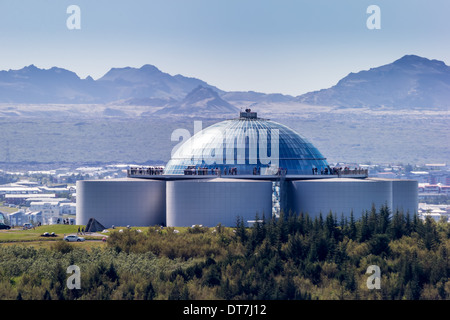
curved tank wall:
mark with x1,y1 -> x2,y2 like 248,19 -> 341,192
288,178 -> 393,218
76,178 -> 166,227
166,178 -> 273,227
391,179 -> 418,214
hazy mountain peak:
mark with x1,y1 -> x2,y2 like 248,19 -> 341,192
95,65 -> 222,101
13,64 -> 41,76
99,64 -> 164,80
297,55 -> 450,109
6,65 -> 81,79
24,64 -> 38,70
154,85 -> 238,116
139,64 -> 161,73
183,85 -> 220,101
394,54 -> 428,64
390,54 -> 449,72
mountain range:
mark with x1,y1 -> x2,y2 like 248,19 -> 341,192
0,63 -> 223,105
297,55 -> 450,110
0,54 -> 449,112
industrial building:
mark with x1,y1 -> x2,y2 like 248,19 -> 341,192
76,178 -> 165,228
76,110 -> 418,228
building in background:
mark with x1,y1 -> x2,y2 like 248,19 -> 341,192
77,111 -> 418,228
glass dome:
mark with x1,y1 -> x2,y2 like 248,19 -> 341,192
164,111 -> 329,175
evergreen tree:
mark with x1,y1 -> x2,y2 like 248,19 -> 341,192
420,216 -> 440,250
325,211 -> 336,239
43,289 -> 52,300
220,278 -> 233,300
252,213 -> 266,245
348,210 -> 357,240
297,212 -> 307,235
315,212 -> 324,233
379,203 -> 391,234
143,281 -> 156,300
276,211 -> 289,244
404,211 -> 412,236
368,203 -> 379,235
412,213 -> 422,234
390,209 -> 405,240
359,211 -> 371,242
278,275 -> 297,299
235,216 -> 248,244
106,263 -> 119,283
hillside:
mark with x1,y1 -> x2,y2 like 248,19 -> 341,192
0,64 -> 221,104
153,86 -> 239,116
296,55 -> 450,110
0,210 -> 448,301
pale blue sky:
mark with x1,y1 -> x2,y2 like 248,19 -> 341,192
0,0 -> 449,95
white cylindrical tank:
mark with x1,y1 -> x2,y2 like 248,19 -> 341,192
166,178 -> 273,227
289,178 -> 393,218
391,179 -> 418,214
76,178 -> 166,227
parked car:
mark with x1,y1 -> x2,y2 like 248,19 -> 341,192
23,223 -> 33,230
63,235 -> 85,242
41,232 -> 57,237
0,224 -> 11,230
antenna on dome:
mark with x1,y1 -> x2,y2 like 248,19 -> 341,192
240,108 -> 257,119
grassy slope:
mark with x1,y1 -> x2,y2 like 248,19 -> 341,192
0,224 -> 98,242
0,225 -> 185,243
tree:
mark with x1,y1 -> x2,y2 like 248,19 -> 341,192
368,204 -> 378,235
420,216 -> 440,250
168,275 -> 185,300
348,210 -> 358,240
359,211 -> 371,242
220,278 -> 233,300
378,204 -> 391,234
52,262 -> 67,300
412,213 -> 423,234
404,211 -> 412,236
106,263 -> 119,283
203,264 -> 221,287
325,211 -> 336,239
278,275 -> 297,299
285,233 -> 306,264
235,216 -> 248,244
143,281 -> 156,300
390,209 -> 405,240
369,234 -> 390,256
43,289 -> 52,300
249,213 -> 265,249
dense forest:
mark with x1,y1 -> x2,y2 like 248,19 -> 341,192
0,205 -> 449,300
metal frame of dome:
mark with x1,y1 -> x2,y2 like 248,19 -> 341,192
164,110 -> 330,176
